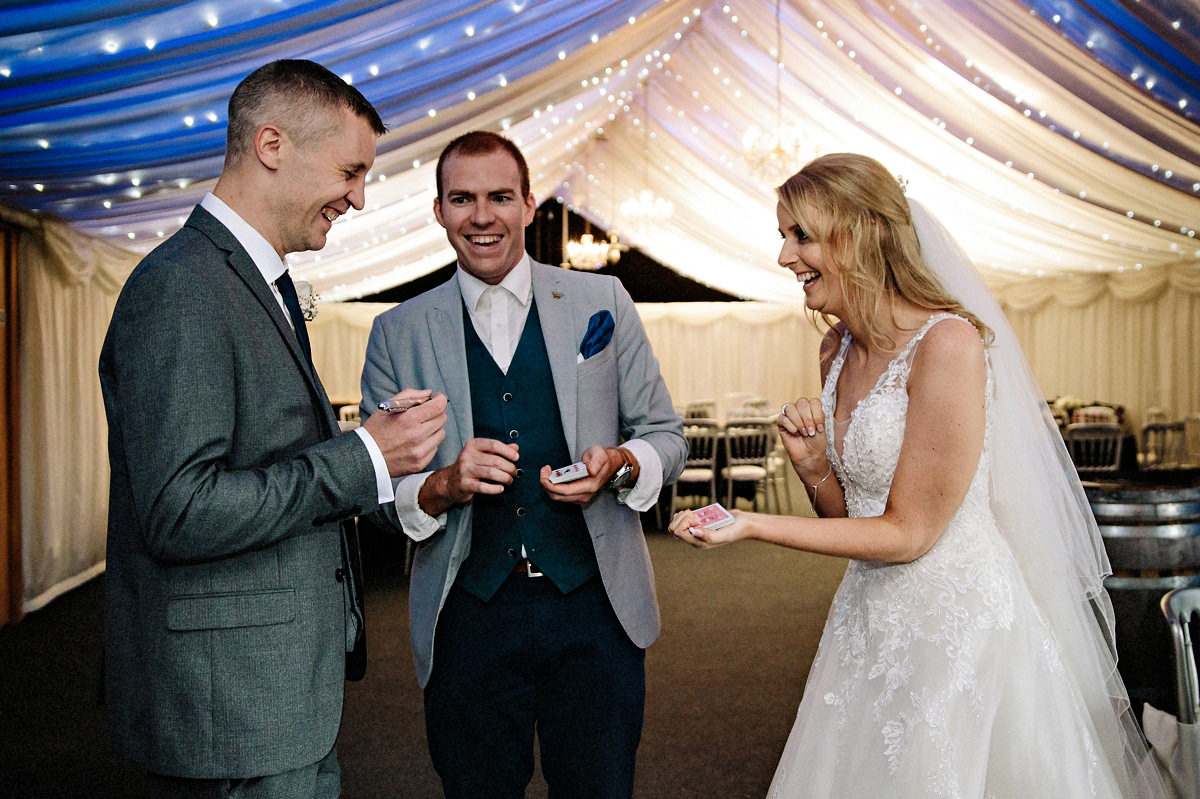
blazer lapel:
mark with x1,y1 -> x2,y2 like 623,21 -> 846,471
426,279 -> 471,449
531,264 -> 580,454
189,207 -> 338,437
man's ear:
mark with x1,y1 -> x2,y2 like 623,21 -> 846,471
255,124 -> 284,170
433,196 -> 444,228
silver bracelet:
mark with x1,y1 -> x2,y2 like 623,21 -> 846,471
806,466 -> 833,493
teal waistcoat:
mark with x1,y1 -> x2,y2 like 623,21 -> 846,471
455,299 -> 597,601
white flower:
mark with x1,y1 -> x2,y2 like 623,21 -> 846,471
294,279 -> 319,321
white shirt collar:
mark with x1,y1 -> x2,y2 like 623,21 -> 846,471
200,193 -> 286,284
456,253 -> 532,311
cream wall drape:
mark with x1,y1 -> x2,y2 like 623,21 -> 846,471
7,212 -> 1200,612
2,207 -> 137,613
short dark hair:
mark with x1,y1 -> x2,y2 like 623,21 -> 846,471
435,131 -> 531,200
225,59 -> 386,165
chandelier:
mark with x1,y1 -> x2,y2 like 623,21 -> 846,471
619,189 -> 673,222
560,201 -> 626,271
742,0 -> 811,186
619,82 -> 674,234
565,231 -> 625,270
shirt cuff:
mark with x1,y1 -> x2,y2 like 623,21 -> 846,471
353,426 -> 394,505
616,440 -> 663,511
394,472 -> 445,541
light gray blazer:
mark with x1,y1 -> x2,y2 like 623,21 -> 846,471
99,206 -> 377,778
361,262 -> 686,687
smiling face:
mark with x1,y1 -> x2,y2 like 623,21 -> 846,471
776,200 -> 846,316
434,148 -> 536,285
272,106 -> 377,257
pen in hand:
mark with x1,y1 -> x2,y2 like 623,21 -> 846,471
377,396 -> 431,414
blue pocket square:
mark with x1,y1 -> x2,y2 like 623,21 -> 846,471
579,310 -> 615,360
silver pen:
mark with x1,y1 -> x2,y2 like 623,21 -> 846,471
377,396 -> 431,414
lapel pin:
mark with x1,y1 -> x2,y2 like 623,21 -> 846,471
553,290 -> 562,299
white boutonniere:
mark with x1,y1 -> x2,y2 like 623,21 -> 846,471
294,279 -> 320,321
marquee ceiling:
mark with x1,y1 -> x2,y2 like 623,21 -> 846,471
2,0 -> 1198,302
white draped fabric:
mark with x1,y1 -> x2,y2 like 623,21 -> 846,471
10,209 -> 1198,612
2,1 -> 1197,303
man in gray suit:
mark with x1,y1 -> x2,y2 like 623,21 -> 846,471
99,60 -> 448,798
360,131 -> 686,797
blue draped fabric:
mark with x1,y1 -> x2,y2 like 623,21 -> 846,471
0,0 -> 1197,301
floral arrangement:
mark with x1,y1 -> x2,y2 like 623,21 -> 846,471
294,279 -> 320,321
1051,395 -> 1086,417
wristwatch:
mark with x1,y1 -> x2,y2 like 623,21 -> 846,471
608,460 -> 634,491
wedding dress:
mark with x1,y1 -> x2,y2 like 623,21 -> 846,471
769,313 -> 1139,797
764,197 -> 1168,797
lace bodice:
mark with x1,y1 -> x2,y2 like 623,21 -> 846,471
823,313 -> 991,524
779,314 -> 1074,796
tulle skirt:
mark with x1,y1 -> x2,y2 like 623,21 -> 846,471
767,552 -> 1140,798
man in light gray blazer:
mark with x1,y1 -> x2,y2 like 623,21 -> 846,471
360,131 -> 686,798
99,60 -> 447,798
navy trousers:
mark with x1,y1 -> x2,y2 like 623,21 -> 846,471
424,573 -> 645,798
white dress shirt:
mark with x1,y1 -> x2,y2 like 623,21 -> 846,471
394,255 -> 663,541
200,193 -> 394,506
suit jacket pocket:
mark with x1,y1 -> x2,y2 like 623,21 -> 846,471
166,588 -> 296,631
577,340 -> 616,379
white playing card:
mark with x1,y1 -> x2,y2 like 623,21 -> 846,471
549,461 -> 589,484
691,502 -> 735,529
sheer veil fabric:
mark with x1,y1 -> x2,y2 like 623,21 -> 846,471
905,198 -> 1167,797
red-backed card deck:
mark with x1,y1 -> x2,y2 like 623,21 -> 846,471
691,502 -> 735,530
549,461 -> 589,484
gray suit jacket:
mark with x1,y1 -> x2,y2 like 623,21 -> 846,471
99,206 -> 377,778
360,261 -> 686,687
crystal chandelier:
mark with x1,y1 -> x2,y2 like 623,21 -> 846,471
559,200 -> 626,271
619,189 -> 673,222
742,0 -> 811,186
565,231 -> 626,271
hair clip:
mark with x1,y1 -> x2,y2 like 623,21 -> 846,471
896,174 -> 909,194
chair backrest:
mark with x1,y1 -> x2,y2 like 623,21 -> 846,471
1141,421 -> 1188,469
1073,404 -> 1119,424
724,420 -> 774,467
682,421 -> 720,468
684,400 -> 716,419
1186,413 -> 1200,468
1163,587 -> 1200,725
338,404 -> 361,422
1064,423 -> 1124,473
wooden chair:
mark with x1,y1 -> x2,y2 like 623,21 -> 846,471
721,420 -> 774,511
684,399 -> 716,420
1141,421 -> 1188,470
1072,404 -> 1119,424
1186,414 -> 1200,469
1064,423 -> 1124,475
1160,587 -> 1200,799
669,421 -> 721,515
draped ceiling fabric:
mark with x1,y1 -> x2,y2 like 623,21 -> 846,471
2,0 -> 1198,299
1,0 -> 1199,611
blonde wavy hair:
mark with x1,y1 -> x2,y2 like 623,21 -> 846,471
776,152 -> 990,351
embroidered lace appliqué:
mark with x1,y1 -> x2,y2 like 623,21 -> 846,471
819,315 -> 1018,788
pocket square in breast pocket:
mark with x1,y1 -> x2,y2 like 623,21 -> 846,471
579,310 -> 615,360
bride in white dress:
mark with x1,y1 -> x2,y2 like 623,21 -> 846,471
669,153 -> 1168,797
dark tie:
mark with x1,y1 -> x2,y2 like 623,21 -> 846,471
276,270 -> 313,366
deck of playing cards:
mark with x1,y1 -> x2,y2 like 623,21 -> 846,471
549,461 -> 590,484
691,502 -> 735,530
